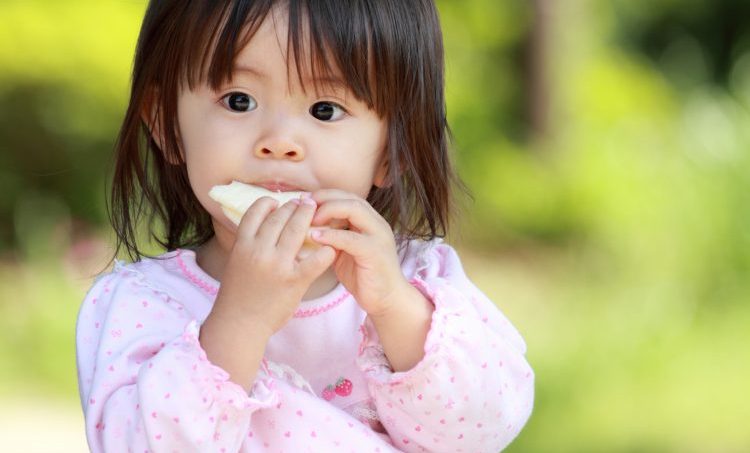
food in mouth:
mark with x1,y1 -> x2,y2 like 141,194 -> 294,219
209,181 -> 347,252
209,181 -> 308,226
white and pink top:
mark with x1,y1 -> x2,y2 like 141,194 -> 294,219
76,239 -> 534,452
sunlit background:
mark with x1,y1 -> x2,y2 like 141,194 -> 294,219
1,0 -> 749,451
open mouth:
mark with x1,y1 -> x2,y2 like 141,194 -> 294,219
255,181 -> 305,192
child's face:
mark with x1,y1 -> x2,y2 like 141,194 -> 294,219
175,6 -> 388,236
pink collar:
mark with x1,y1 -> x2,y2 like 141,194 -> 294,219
174,249 -> 351,318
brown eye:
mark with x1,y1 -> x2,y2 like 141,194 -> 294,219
310,101 -> 345,121
221,92 -> 257,112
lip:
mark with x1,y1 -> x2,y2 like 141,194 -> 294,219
254,180 -> 306,192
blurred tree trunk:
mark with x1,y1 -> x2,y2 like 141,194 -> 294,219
525,0 -> 551,141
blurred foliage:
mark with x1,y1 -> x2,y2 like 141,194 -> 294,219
1,0 -> 749,451
0,0 -> 145,252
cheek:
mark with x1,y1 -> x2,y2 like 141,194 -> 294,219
180,126 -> 248,213
355,118 -> 388,162
178,94 -> 252,162
334,118 -> 387,159
184,165 -> 218,216
182,120 -> 244,159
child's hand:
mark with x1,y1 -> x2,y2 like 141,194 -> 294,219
309,189 -> 413,318
215,196 -> 337,334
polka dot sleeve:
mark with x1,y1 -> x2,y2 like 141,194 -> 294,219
76,263 -> 276,452
356,243 -> 535,452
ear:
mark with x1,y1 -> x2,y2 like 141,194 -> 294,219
140,91 -> 182,166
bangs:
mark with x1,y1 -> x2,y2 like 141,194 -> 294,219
177,0 -> 382,114
115,0 -> 452,263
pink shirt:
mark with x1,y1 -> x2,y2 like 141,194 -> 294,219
76,239 -> 534,452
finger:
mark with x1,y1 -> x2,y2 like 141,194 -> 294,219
254,199 -> 300,246
277,197 -> 317,254
236,196 -> 280,238
310,190 -> 363,228
311,188 -> 359,204
312,198 -> 385,233
309,227 -> 370,259
297,244 -> 337,280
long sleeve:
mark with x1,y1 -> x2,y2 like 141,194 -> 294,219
76,259 -> 399,452
357,242 -> 534,452
75,262 -> 278,452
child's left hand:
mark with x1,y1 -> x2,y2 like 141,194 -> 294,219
309,189 -> 410,317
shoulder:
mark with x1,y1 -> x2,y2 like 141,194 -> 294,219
78,249 -> 207,316
85,250 -> 179,293
397,237 -> 465,280
76,249 -> 215,356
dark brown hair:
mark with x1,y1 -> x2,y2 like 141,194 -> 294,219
110,0 -> 466,263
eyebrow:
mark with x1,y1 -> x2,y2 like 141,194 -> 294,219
232,64 -> 269,79
232,64 -> 347,91
306,76 -> 348,92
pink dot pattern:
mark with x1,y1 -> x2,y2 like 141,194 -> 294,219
76,240 -> 534,452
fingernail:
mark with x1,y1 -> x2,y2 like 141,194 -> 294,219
290,198 -> 302,205
310,229 -> 323,239
301,197 -> 317,207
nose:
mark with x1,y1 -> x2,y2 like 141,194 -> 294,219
254,126 -> 305,161
255,143 -> 304,160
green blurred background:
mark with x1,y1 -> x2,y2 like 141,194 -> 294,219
1,0 -> 749,451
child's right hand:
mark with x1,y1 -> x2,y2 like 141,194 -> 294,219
213,196 -> 337,335
200,196 -> 336,389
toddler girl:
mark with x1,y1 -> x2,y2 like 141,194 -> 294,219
76,0 -> 534,451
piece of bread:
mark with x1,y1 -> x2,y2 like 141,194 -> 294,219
209,181 -> 345,253
209,181 -> 307,226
